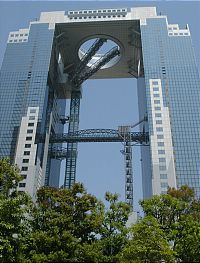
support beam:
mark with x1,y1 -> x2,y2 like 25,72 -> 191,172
64,90 -> 81,189
70,38 -> 107,83
73,46 -> 120,87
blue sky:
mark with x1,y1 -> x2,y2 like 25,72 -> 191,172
0,1 -> 199,211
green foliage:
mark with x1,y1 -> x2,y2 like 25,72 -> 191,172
0,161 -> 200,263
140,186 -> 200,262
121,216 -> 175,263
0,158 -> 22,197
99,192 -> 131,261
23,183 -> 104,261
0,159 -> 32,262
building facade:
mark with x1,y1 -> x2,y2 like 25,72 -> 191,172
0,7 -> 199,199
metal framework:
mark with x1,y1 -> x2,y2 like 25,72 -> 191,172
47,127 -> 149,206
70,38 -> 107,84
64,90 -> 81,188
43,37 -> 148,207
72,46 -> 120,87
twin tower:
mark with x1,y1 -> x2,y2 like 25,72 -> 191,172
0,7 -> 199,201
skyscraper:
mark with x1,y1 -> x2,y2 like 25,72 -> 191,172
0,7 -> 199,200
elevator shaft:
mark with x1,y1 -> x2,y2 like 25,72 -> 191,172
64,90 -> 81,188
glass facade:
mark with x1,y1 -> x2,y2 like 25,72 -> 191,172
0,7 -> 199,199
139,17 -> 200,197
0,22 -> 65,195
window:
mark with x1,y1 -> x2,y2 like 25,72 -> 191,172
24,33 -> 28,36
158,150 -> 165,154
160,174 -> 167,179
154,94 -> 160,98
9,40 -> 13,43
155,113 -> 162,117
159,158 -> 166,162
26,137 -> 32,141
30,109 -> 36,113
157,134 -> 164,139
27,129 -> 33,134
152,81 -> 158,85
15,34 -> 19,37
156,120 -> 162,124
21,167 -> 28,171
24,151 -> 30,156
20,34 -> 23,36
19,183 -> 26,188
28,123 -> 34,127
154,100 -> 160,104
155,107 -> 161,111
158,142 -> 164,147
29,116 -> 35,120
160,165 -> 166,171
161,182 -> 168,188
21,174 -> 27,179
25,144 -> 31,148
22,159 -> 29,163
156,127 -> 163,132
10,34 -> 14,37
153,87 -> 159,91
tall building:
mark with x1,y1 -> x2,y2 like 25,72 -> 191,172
0,7 -> 199,200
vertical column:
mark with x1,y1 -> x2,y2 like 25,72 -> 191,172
64,90 -> 81,188
124,133 -> 133,208
119,126 -> 133,208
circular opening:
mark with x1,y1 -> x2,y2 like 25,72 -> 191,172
78,38 -> 121,69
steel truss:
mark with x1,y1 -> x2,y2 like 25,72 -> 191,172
47,128 -> 149,207
70,38 -> 107,84
45,37 -> 147,206
64,90 -> 81,189
45,129 -> 149,144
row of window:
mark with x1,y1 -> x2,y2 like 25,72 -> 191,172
10,33 -> 28,37
151,82 -> 168,179
9,39 -> 28,43
19,118 -> 36,188
68,9 -> 126,15
168,32 -> 189,36
69,14 -> 126,20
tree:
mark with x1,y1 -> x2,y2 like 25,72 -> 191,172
140,186 -> 200,262
171,215 -> 200,262
0,158 -> 32,262
121,216 -> 175,263
23,183 -> 104,262
99,192 -> 131,262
